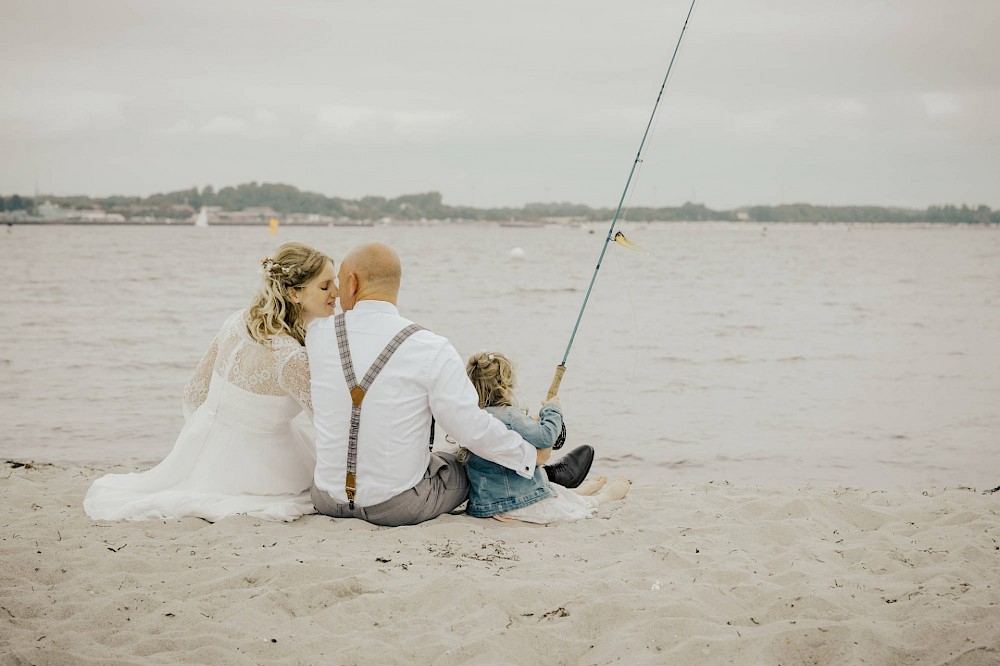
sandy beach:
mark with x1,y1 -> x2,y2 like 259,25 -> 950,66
2,461 -> 998,665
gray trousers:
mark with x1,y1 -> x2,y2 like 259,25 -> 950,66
311,452 -> 470,527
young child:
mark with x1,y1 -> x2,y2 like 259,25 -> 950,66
461,351 -> 630,523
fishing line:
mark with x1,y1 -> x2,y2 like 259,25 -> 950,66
588,123 -> 659,428
545,0 -> 698,401
574,1 -> 692,429
585,244 -> 643,431
595,25 -> 675,426
586,119 -> 654,429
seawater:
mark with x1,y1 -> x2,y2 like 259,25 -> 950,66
2,223 -> 998,489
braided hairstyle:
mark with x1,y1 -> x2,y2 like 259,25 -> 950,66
246,241 -> 332,346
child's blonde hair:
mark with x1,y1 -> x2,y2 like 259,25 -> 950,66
466,352 -> 515,409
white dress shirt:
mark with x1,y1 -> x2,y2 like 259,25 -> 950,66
307,300 -> 536,507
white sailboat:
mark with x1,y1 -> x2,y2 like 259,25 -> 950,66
194,206 -> 209,227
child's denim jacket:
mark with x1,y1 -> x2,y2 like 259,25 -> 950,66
465,403 -> 563,518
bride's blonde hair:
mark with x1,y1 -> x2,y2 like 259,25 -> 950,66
246,241 -> 331,346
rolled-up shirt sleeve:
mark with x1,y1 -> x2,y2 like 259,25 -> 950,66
426,342 -> 536,479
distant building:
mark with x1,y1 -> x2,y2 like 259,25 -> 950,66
37,201 -> 68,220
66,210 -> 126,222
214,207 -> 278,225
284,213 -> 337,225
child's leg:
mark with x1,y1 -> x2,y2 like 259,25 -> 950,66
592,477 -> 631,505
493,515 -> 526,524
573,475 -> 607,496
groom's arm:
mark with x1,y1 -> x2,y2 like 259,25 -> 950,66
426,342 -> 537,478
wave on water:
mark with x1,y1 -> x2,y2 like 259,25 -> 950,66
64,360 -> 191,371
515,286 -> 580,293
653,353 -> 863,365
774,353 -> 862,363
598,452 -> 719,472
598,452 -> 651,468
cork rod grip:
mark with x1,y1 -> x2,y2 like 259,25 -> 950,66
546,364 -> 566,401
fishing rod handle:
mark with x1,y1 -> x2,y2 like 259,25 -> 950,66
546,364 -> 566,400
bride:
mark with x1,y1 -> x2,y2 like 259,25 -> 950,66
84,241 -> 336,522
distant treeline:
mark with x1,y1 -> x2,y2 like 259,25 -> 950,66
3,183 -> 998,224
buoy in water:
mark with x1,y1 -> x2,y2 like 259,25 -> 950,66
509,247 -> 526,260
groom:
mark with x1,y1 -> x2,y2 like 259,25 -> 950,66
307,242 -> 591,526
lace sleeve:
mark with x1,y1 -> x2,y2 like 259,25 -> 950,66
277,347 -> 313,420
182,332 -> 220,419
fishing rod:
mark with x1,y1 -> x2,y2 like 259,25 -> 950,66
546,0 -> 698,402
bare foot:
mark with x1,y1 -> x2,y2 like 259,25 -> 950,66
594,477 -> 631,504
574,475 -> 607,496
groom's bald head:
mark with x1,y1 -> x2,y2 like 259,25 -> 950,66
338,242 -> 402,310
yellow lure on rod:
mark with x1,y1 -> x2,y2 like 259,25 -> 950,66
613,231 -> 646,253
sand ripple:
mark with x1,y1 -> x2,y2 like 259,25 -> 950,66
2,465 -> 998,664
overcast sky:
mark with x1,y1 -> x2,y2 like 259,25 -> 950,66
2,0 -> 998,209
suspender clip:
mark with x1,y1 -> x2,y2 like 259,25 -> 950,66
346,472 -> 356,510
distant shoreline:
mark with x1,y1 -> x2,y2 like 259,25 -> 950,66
0,220 -> 1000,233
5,219 -> 999,229
3,183 -> 998,226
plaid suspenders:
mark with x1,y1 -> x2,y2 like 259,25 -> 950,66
334,313 -> 425,509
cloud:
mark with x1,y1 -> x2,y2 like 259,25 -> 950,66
921,93 -> 962,117
312,105 -> 462,142
314,106 -> 372,137
832,98 -> 867,117
0,90 -> 124,137
199,115 -> 250,135
157,109 -> 285,137
161,119 -> 196,135
254,108 -> 279,125
390,109 -> 462,136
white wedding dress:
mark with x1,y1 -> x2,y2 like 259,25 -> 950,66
84,310 -> 316,522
